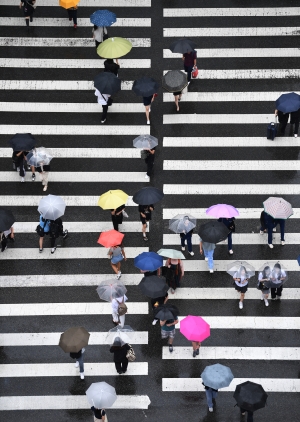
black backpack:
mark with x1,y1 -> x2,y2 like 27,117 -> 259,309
49,220 -> 60,237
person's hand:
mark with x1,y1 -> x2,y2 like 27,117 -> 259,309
141,213 -> 146,218
149,207 -> 154,211
10,233 -> 14,239
199,249 -> 203,255
124,257 -> 127,261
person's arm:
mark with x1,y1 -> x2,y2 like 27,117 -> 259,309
121,248 -> 127,261
149,206 -> 154,211
149,149 -> 155,155
199,241 -> 203,255
10,226 -> 15,239
164,295 -> 168,304
182,55 -> 185,61
104,26 -> 107,34
19,2 -> 23,8
166,318 -> 178,327
160,319 -> 166,327
194,56 -> 197,66
116,58 -> 119,65
180,260 -> 184,276
275,109 -> 278,116
16,151 -> 23,157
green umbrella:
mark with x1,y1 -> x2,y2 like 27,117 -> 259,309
157,248 -> 185,260
97,37 -> 132,59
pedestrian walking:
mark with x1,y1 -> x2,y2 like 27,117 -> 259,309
108,244 -> 126,279
35,164 -> 50,191
110,337 -> 130,374
180,228 -> 194,256
91,406 -> 107,421
164,258 -> 184,294
19,0 -> 36,27
233,266 -> 250,309
37,215 -> 50,252
92,25 -> 108,48
218,217 -> 235,254
143,94 -> 155,125
239,408 -> 254,422
111,294 -> 128,327
258,266 -> 271,307
192,340 -> 201,358
151,291 -> 168,325
263,212 -> 285,248
111,205 -> 125,231
0,224 -> 15,252
67,5 -> 78,29
48,217 -> 68,254
70,348 -> 85,379
160,314 -> 179,353
199,236 -> 216,273
144,147 -> 156,180
139,204 -> 154,241
173,89 -> 183,112
270,263 -> 286,301
95,88 -> 112,124
203,384 -> 218,412
182,49 -> 197,83
104,58 -> 120,76
275,109 -> 289,136
290,108 -> 300,137
13,150 -> 27,182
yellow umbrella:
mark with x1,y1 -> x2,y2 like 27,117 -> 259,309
97,37 -> 132,59
98,190 -> 129,210
59,0 -> 79,9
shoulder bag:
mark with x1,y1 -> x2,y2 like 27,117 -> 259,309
35,225 -> 44,236
118,297 -> 128,316
126,344 -> 136,362
101,93 -> 113,106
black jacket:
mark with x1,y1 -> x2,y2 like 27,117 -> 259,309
109,344 -> 130,362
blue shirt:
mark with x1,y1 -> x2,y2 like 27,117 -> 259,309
39,215 -> 50,232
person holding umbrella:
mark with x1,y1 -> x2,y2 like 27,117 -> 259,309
182,50 -> 197,84
86,382 -> 116,420
0,225 -> 14,252
155,304 -> 179,353
91,406 -> 106,421
270,262 -> 287,300
162,70 -> 188,113
258,265 -> 271,307
275,92 -> 300,137
70,348 -> 85,379
108,244 -> 127,279
48,217 -> 68,254
218,217 -> 235,255
199,221 -> 230,273
111,205 -> 125,232
109,337 -> 131,374
95,88 -> 111,124
90,9 -> 116,47
19,0 -> 36,27
139,204 -> 154,241
144,146 -> 156,179
199,236 -> 216,274
201,363 -> 234,412
93,25 -> 108,48
13,150 -> 27,182
0,208 -> 15,252
104,58 -> 120,76
180,315 -> 210,358
233,265 -> 250,309
67,4 -> 78,29
132,77 -> 159,125
234,380 -> 268,422
164,257 -> 184,294
169,214 -> 196,256
263,197 -> 293,248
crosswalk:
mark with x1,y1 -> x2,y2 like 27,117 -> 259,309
0,1 -> 299,420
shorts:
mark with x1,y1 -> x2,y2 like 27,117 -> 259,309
143,96 -> 152,106
161,329 -> 175,339
173,91 -> 182,96
234,284 -> 248,294
39,230 -> 49,238
140,216 -> 150,225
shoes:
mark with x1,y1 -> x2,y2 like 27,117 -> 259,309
75,361 -> 79,368
143,235 -> 148,241
281,241 -> 285,245
188,81 -> 190,85
101,118 -> 106,124
117,271 -> 121,279
241,413 -> 246,416
43,185 -> 48,191
63,230 -> 68,239
228,249 -> 233,254
264,299 -> 269,307
74,24 -> 77,29
271,297 -> 277,301
294,134 -> 298,137
30,16 -> 33,22
51,247 -> 56,254
169,344 -> 173,353
273,228 -> 276,232
118,372 -> 123,375
122,370 -> 127,374
80,372 -> 84,379
277,295 -> 281,301
39,248 -> 43,253
1,246 -> 7,252
69,18 -> 72,21
82,348 -> 85,353
196,348 -> 199,355
170,288 -> 175,294
239,301 -> 243,309
145,174 -> 149,179
146,120 -> 150,125
181,247 -> 185,251
209,269 -> 214,273
152,319 -> 158,325
268,244 -> 273,249
32,173 -> 35,181
205,257 -> 208,261
193,350 -> 197,358
259,230 -> 264,235
209,408 -> 213,412
188,251 -> 194,256
21,177 -> 25,182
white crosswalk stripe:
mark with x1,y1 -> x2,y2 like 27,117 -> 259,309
12,221 -> 148,233
1,172 -> 149,182
0,147 -> 141,158
0,18 -> 151,27
163,27 -> 300,37
0,80 -> 134,90
2,0 -> 152,6
164,69 -> 300,79
0,195 -> 138,206
164,185 -> 300,195
163,160 -> 300,171
162,208 -> 300,219
164,114 -> 274,124
164,48 -> 300,59
163,137 -> 300,147
0,37 -> 151,47
163,7 -> 300,17
163,92 -> 291,102
0,125 -> 150,135
0,102 -> 145,113
1,58 -> 151,68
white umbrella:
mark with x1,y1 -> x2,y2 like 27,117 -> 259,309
263,197 -> 293,219
86,382 -> 117,409
38,195 -> 66,220
106,325 -> 135,345
27,147 -> 53,167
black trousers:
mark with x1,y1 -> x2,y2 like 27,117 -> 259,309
102,105 -> 108,121
271,285 -> 283,298
1,236 -> 7,252
95,40 -> 101,48
115,359 -> 128,373
67,9 -> 77,25
278,114 -> 289,134
240,409 -> 253,422
145,156 -> 154,176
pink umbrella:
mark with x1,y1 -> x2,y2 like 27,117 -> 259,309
180,315 -> 210,342
206,204 -> 239,218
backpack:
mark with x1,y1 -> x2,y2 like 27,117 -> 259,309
118,297 -> 128,316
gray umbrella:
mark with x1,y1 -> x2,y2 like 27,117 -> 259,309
169,214 -> 197,234
38,195 -> 66,220
133,134 -> 158,150
162,70 -> 188,93
201,363 -> 234,390
96,279 -> 127,302
86,382 -> 117,409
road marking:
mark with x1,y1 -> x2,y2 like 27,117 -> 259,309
0,37 -> 151,48
167,288 -> 300,300
163,92 -> 293,102
0,247 -> 148,261
163,233 -> 300,245
0,302 -> 148,317
0,102 -> 144,113
0,195 -> 137,206
0,18 -> 151,27
174,317 -> 300,330
164,114 -> 274,124
163,27 -> 300,37
0,80 -> 134,90
163,378 -> 300,392
163,69 -> 300,79
182,260 -> 299,272
162,347 -> 300,360
163,137 -> 300,147
0,125 -> 150,135
163,8 -> 300,17
0,147 -> 141,158
164,184 -> 300,195
12,221 -> 147,233
164,48 -> 300,58
2,0 -> 151,6
0,172 -> 149,183
0,395 -> 151,410
164,160 -> 300,171
0,331 -> 148,346
1,58 -> 151,69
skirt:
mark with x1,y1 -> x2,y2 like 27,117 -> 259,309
234,284 -> 248,294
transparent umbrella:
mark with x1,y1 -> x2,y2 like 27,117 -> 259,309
133,134 -> 158,150
26,147 -> 53,167
96,279 -> 127,302
86,382 -> 117,409
258,261 -> 288,288
38,195 -> 66,220
106,325 -> 135,345
169,214 -> 196,234
227,261 -> 255,278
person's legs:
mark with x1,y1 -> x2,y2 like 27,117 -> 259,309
95,40 -> 101,48
101,105 -> 108,122
206,249 -> 214,270
227,232 -> 232,251
180,234 -> 186,248
184,65 -> 193,82
50,235 -> 56,249
39,235 -> 44,250
119,314 -> 125,328
142,222 -> 148,240
67,9 -> 73,20
77,355 -> 84,373
247,411 -> 254,422
278,220 -> 285,241
121,358 -> 128,373
271,287 -> 277,299
240,292 -> 245,303
111,262 -> 119,275
146,159 -> 154,177
276,285 -> 283,298
145,105 -> 150,122
186,234 -> 192,252
112,218 -> 118,231
212,391 -> 218,401
115,361 -> 122,374
205,389 -> 213,408
1,236 -> 7,252
267,224 -> 273,245
174,95 -> 179,111
73,9 -> 77,25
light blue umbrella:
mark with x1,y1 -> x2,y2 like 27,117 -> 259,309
90,10 -> 116,27
201,363 -> 234,390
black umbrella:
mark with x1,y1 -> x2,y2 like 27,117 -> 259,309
139,275 -> 168,298
198,221 -> 230,243
154,303 -> 179,321
162,70 -> 188,93
9,133 -> 36,151
169,38 -> 197,54
233,381 -> 268,412
132,77 -> 159,97
94,72 -> 121,95
0,208 -> 15,231
133,187 -> 164,205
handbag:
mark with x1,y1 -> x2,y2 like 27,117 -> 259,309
126,344 -> 136,362
101,93 -> 113,106
35,225 -> 44,236
229,222 -> 236,232
192,66 -> 198,78
118,297 -> 128,316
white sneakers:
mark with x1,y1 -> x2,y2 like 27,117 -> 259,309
145,174 -> 149,179
188,251 -> 194,256
294,134 -> 298,137
259,230 -> 264,235
152,319 -> 158,325
264,299 -> 269,307
181,246 -> 185,251
273,228 -> 276,232
21,177 -> 25,182
75,361 -> 79,368
146,120 -> 150,125
268,244 -> 274,249
43,185 -> 48,191
209,269 -> 214,273
281,241 -> 285,245
205,257 -> 208,261
239,301 -> 243,309
116,271 -> 121,279
209,407 -> 213,412
80,373 -> 85,379
228,249 -> 233,254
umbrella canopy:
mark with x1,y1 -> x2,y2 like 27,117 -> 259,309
38,195 -> 66,220
180,315 -> 210,342
258,261 -> 288,288
275,92 -> 300,113
97,37 -> 132,59
59,0 -> 79,9
154,303 -> 179,321
133,187 -> 164,205
169,38 -> 197,54
96,279 -> 127,302
9,133 -> 36,151
134,252 -> 163,271
26,147 -> 53,167
107,331 -> 131,346
169,214 -> 196,234
0,208 -> 15,232
132,77 -> 159,97
206,204 -> 239,218
106,325 -> 135,345
86,382 -> 117,409
162,70 -> 188,93
157,248 -> 185,260
227,261 -> 255,278
263,197 -> 293,219
94,72 -> 121,95
98,190 -> 128,210
297,254 -> 300,266
133,134 -> 158,150
201,364 -> 234,390
90,9 -> 117,27
139,275 -> 168,298
233,381 -> 268,412
198,221 -> 230,243
97,230 -> 124,247
59,327 -> 90,353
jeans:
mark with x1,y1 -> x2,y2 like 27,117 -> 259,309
115,359 -> 128,374
76,354 -> 84,373
102,105 -> 108,121
271,285 -> 283,298
184,65 -> 193,82
67,9 -> 77,25
181,233 -> 192,252
227,232 -> 232,250
205,388 -> 218,408
204,249 -> 214,270
240,408 -> 253,422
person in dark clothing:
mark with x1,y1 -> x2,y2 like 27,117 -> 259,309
67,5 -> 78,28
182,50 -> 197,83
49,217 -> 68,254
91,406 -> 106,421
13,150 -> 28,182
240,408 -> 254,422
290,108 -> 300,137
145,147 -> 155,179
270,262 -> 286,300
104,58 -> 120,76
275,109 -> 290,135
111,204 -> 125,231
70,348 -> 85,379
139,204 -> 154,241
151,292 -> 168,325
19,0 -> 36,27
109,338 -> 130,374
180,228 -> 194,256
218,217 -> 235,254
143,94 -> 155,125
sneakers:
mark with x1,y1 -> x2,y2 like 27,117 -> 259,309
43,185 -> 48,191
205,257 -> 208,261
75,361 -> 79,368
239,301 -> 243,309
117,271 -> 121,279
74,24 -> 77,29
80,372 -> 84,379
209,269 -> 214,273
273,228 -> 276,232
196,348 -> 199,355
268,244 -> 274,249
181,247 -> 185,251
193,350 -> 197,358
152,319 -> 158,325
188,251 -> 194,256
145,174 -> 149,179
51,247 -> 56,254
228,249 -> 233,254
294,134 -> 298,137
209,408 -> 213,412
143,235 -> 148,241
63,230 -> 68,239
281,241 -> 285,245
101,118 -> 106,124
21,177 -> 25,182
146,120 -> 150,125
169,344 -> 173,353
259,230 -> 264,235
39,248 -> 43,253
264,299 -> 269,307
32,173 -> 35,181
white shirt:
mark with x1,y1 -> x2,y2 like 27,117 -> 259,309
95,89 -> 110,105
3,228 -> 12,236
233,272 -> 248,287
111,295 -> 128,313
93,26 -> 107,42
